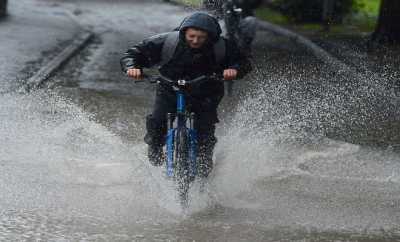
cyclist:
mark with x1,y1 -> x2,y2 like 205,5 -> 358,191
121,12 -> 250,178
231,0 -> 262,17
223,0 -> 262,55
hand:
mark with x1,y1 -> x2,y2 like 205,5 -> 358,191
223,69 -> 238,81
126,68 -> 142,79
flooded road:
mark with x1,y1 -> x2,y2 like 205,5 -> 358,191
1,0 -> 400,241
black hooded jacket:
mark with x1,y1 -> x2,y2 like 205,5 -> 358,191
120,12 -> 246,98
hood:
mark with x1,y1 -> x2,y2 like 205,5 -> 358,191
178,12 -> 222,42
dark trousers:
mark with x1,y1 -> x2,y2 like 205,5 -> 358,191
145,84 -> 223,177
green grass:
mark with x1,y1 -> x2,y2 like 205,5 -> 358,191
346,0 -> 380,32
357,0 -> 380,15
255,7 -> 289,25
173,0 -> 202,7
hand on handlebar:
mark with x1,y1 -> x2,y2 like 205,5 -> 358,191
223,69 -> 238,81
126,68 -> 142,80
128,69 -> 237,85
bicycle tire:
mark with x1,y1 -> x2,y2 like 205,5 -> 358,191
174,127 -> 190,206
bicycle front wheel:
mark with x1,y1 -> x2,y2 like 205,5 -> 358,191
174,127 -> 190,206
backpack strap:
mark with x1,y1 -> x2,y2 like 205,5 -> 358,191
159,31 -> 180,68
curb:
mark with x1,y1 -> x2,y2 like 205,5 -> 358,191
255,19 -> 388,93
26,31 -> 93,90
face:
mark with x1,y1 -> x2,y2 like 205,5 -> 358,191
185,28 -> 208,49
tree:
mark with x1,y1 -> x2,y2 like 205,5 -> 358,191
0,0 -> 7,17
322,0 -> 335,31
372,0 -> 400,44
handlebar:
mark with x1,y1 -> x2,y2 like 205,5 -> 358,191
158,75 -> 208,86
129,72 -> 234,96
134,73 -> 223,86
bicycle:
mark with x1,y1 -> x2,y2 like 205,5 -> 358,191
223,0 -> 242,42
136,73 -> 222,207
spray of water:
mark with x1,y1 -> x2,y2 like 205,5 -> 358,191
202,56 -> 400,232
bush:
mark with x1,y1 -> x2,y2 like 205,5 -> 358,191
270,0 -> 360,23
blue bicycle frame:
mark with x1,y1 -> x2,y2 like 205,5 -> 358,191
165,90 -> 198,178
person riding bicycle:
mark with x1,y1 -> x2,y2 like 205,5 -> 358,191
230,0 -> 262,17
223,0 -> 262,55
120,12 -> 250,178
204,0 -> 262,17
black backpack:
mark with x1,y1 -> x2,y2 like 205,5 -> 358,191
159,31 -> 226,68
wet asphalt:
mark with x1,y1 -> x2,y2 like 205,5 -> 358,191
1,0 -> 400,241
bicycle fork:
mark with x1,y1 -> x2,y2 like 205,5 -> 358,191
188,113 -> 198,179
165,92 -> 198,178
166,113 -> 175,177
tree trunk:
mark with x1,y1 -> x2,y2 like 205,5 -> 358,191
322,0 -> 335,31
0,0 -> 7,18
372,0 -> 400,43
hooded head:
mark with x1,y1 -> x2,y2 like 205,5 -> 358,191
178,12 -> 222,44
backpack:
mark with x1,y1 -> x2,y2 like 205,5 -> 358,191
159,31 -> 226,68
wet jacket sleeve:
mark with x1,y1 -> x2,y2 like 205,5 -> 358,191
120,33 -> 168,73
224,38 -> 252,79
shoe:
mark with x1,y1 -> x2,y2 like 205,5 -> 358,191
148,145 -> 164,166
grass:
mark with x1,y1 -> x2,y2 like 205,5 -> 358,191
254,7 -> 289,25
173,0 -> 202,7
358,0 -> 380,15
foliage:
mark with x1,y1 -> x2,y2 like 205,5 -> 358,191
269,0 -> 363,23
255,7 -> 289,25
357,0 -> 380,16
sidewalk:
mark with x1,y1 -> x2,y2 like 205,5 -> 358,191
0,0 -> 81,92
